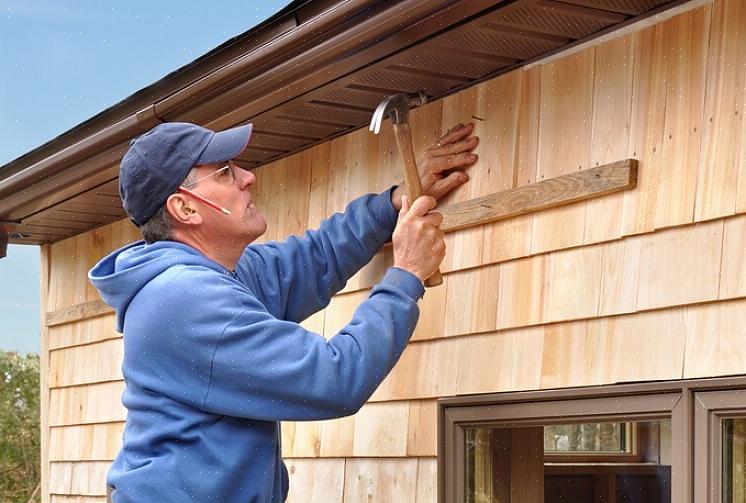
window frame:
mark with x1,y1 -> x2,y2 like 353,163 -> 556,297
438,376 -> 746,503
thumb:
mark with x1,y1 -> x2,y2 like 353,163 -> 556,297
398,195 -> 410,221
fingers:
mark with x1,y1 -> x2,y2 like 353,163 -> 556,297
430,171 -> 469,200
437,122 -> 476,147
398,195 -> 410,221
422,211 -> 444,228
426,151 -> 479,174
407,195 -> 437,218
431,136 -> 479,158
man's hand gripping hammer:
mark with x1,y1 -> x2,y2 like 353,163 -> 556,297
369,92 -> 443,287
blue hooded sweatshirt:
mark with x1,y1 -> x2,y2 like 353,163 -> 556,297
88,190 -> 425,503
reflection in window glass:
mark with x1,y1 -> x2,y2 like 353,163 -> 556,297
723,418 -> 746,503
544,422 -> 628,453
465,420 -> 671,503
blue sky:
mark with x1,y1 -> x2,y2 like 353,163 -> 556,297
0,0 -> 290,353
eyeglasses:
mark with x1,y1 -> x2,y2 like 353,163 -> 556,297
177,162 -> 239,216
182,163 -> 234,189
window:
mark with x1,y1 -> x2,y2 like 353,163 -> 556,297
439,377 -> 746,503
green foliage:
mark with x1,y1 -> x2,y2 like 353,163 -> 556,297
0,350 -> 40,503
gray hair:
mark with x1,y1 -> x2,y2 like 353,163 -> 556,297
139,168 -> 199,244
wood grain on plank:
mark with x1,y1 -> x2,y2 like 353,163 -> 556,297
637,219 -> 723,311
720,215 -> 746,300
46,300 -> 113,327
586,35 -> 635,243
696,0 -> 746,221
407,400 -> 437,457
599,235 -> 642,316
532,49 -> 594,254
684,298 -> 746,378
285,459 -> 344,503
49,423 -> 123,462
654,6 -> 710,229
49,461 -> 110,497
353,401 -> 409,457
49,381 -> 125,426
48,314 -> 119,351
49,339 -> 123,388
623,24 -> 668,236
444,264 -> 499,337
543,245 -> 603,323
440,160 -> 637,233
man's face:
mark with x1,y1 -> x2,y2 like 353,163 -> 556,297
185,160 -> 267,245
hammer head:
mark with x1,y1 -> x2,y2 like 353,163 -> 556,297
369,91 -> 427,134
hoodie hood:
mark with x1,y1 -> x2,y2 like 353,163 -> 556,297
89,240 -> 226,332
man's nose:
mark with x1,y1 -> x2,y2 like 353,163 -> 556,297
235,165 -> 256,189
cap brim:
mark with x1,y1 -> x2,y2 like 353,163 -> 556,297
196,123 -> 253,165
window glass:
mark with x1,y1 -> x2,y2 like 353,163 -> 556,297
722,418 -> 746,503
465,420 -> 671,503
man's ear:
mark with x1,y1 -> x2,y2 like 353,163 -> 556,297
166,193 -> 203,226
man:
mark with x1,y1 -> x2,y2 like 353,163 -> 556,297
90,121 -> 478,502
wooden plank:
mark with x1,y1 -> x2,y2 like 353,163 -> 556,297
720,215 -> 746,300
50,496 -> 106,503
319,414 -> 355,457
285,459 -> 344,503
540,320 -> 603,389
599,309 -> 686,383
415,458 -> 437,503
684,298 -> 746,379
695,0 -> 746,221
598,235 -> 642,316
353,402 -> 410,457
455,332 -> 514,396
49,461 -> 109,497
343,459 -> 380,502
46,300 -> 113,327
543,244 -> 603,323
497,255 -> 546,330
443,264 -> 499,337
407,400 -> 437,456
275,147 -> 313,240
585,35 -> 635,243
623,23 -> 668,236
440,160 -> 638,233
532,48 -> 594,254
482,67 -> 540,265
49,423 -> 123,462
654,5 -> 710,229
49,339 -> 123,388
49,381 -> 125,426
48,314 -> 119,351
508,326 -> 545,391
637,219 -> 723,311
377,458 -> 418,502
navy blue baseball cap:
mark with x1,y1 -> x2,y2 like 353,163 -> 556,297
120,122 -> 253,226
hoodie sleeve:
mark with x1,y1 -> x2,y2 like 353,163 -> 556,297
235,189 -> 398,322
145,265 -> 424,420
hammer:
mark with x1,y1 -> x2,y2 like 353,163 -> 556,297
369,92 -> 443,287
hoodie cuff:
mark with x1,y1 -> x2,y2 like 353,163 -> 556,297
368,187 -> 399,232
380,267 -> 425,302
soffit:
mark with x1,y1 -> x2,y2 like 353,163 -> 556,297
5,0 -> 685,245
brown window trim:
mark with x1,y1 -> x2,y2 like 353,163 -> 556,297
438,376 -> 746,503
694,389 -> 746,502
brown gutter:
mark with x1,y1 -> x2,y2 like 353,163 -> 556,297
0,0 -> 466,221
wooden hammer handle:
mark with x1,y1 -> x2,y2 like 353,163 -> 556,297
392,122 -> 443,287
